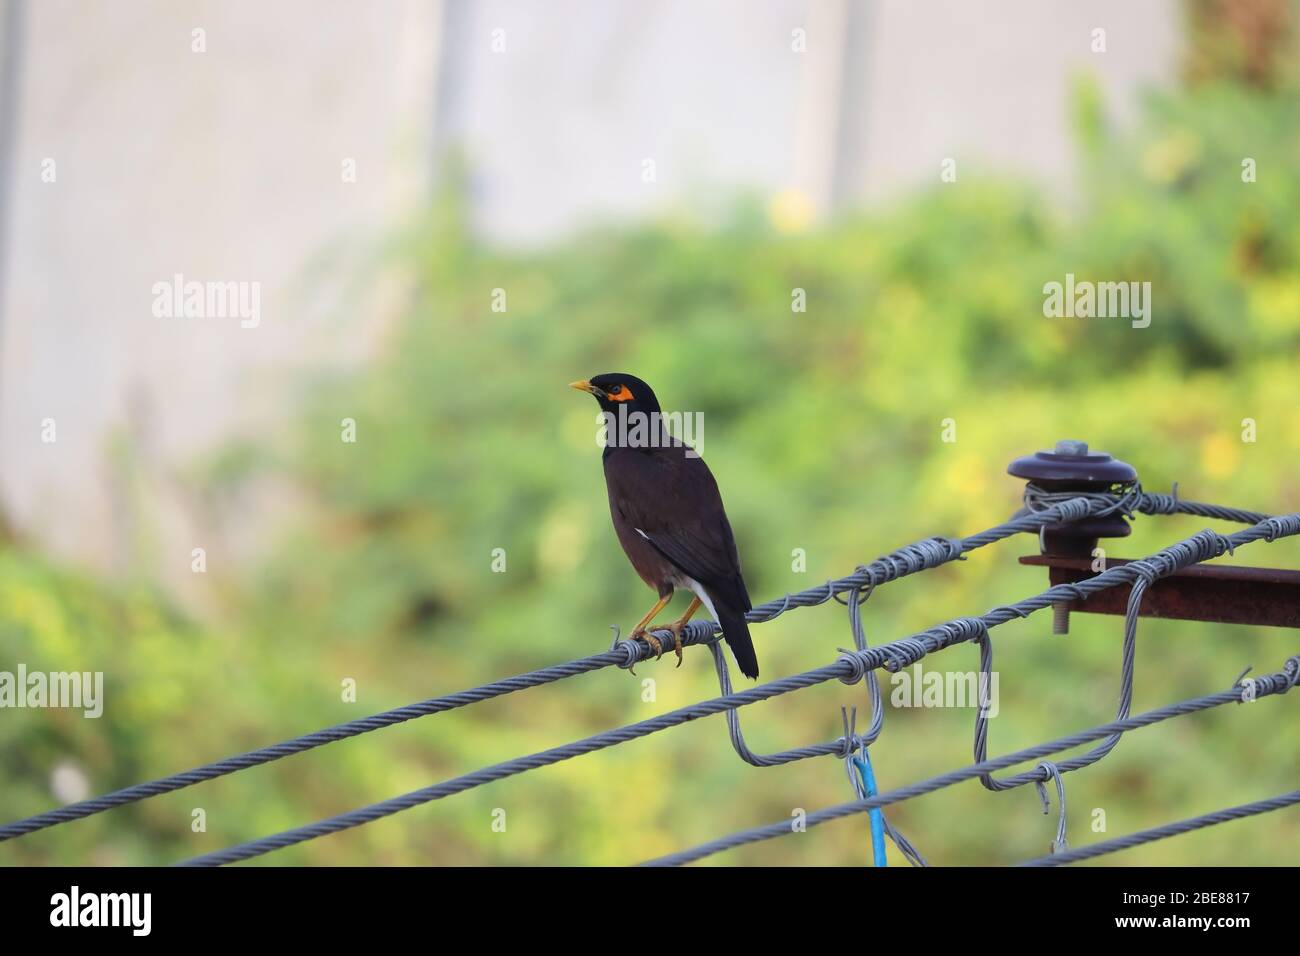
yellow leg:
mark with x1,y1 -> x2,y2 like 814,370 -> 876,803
662,596 -> 701,668
630,593 -> 673,659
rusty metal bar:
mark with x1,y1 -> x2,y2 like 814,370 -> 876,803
1019,554 -> 1300,629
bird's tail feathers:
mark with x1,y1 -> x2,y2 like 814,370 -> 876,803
715,600 -> 759,680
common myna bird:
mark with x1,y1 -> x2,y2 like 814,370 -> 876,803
570,373 -> 759,679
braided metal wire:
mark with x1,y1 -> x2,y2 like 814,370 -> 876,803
1019,789 -> 1300,866
642,655 -> 1300,866
1,488 -> 1290,869
181,516 -> 1299,866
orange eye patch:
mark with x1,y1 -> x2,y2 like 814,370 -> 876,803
607,384 -> 634,402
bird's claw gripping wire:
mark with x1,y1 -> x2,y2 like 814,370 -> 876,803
636,626 -> 686,667
632,628 -> 666,662
630,626 -> 688,668
657,597 -> 701,668
664,625 -> 686,668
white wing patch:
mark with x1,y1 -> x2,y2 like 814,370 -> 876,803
682,576 -> 719,624
636,528 -> 720,623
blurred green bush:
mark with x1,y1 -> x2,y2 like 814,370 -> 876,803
2,75 -> 1298,866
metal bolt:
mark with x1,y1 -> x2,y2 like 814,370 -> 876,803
1052,601 -> 1070,635
1054,440 -> 1089,456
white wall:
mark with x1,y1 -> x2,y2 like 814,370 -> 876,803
0,0 -> 440,587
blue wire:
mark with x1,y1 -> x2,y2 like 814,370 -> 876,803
853,754 -> 888,867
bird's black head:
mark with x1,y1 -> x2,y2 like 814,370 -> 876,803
569,373 -> 663,417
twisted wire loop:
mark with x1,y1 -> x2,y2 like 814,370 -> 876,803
840,597 -> 927,866
881,817 -> 929,867
845,590 -> 885,748
708,583 -> 883,768
608,626 -> 640,671
971,527 -> 1232,793
1262,514 -> 1300,542
1019,789 -> 1300,867
839,706 -> 861,761
707,644 -> 843,766
1022,480 -> 1271,526
709,503 -> 1061,765
709,579 -> 932,872
972,630 -> 1013,792
1236,655 -> 1300,701
642,652 -> 1300,867
1034,761 -> 1068,854
1023,479 -> 1145,520
841,709 -> 928,867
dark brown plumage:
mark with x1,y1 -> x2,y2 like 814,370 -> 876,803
570,373 -> 758,679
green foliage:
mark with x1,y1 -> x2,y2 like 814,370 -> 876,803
3,80 -> 1298,866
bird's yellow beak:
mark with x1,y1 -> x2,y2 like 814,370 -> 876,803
570,380 -> 606,399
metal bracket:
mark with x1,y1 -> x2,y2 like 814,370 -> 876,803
1019,554 -> 1300,629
